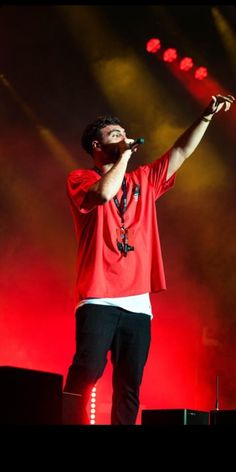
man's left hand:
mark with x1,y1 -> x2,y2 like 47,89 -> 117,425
204,94 -> 235,118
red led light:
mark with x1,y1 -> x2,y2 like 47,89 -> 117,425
163,48 -> 177,63
194,66 -> 208,80
146,38 -> 161,53
179,57 -> 194,71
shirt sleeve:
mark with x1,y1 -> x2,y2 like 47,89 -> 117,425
66,170 -> 98,214
140,150 -> 176,200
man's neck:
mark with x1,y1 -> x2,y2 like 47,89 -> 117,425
93,161 -> 114,175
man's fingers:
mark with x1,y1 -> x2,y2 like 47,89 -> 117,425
211,94 -> 235,113
216,94 -> 235,104
227,94 -> 235,102
216,102 -> 224,113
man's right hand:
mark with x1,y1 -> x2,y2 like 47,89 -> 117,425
119,138 -> 138,160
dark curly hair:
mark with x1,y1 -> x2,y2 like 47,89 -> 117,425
81,115 -> 123,156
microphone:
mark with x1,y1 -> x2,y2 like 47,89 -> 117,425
129,137 -> 145,149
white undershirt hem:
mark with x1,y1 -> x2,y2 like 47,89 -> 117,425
76,293 -> 153,318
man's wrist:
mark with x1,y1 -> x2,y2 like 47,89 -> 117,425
201,111 -> 215,122
202,116 -> 212,122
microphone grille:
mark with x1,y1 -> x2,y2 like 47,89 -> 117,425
137,137 -> 145,145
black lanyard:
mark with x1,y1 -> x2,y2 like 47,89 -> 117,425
93,166 -> 134,256
113,178 -> 127,223
94,166 -> 127,222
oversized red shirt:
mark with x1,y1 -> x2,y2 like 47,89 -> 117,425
67,151 -> 176,305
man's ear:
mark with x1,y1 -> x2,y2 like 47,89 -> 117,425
92,140 -> 101,151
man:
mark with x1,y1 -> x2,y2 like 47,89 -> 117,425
63,94 -> 234,425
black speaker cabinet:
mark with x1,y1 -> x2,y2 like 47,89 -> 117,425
62,392 -> 89,425
0,366 -> 63,424
142,409 -> 209,425
210,410 -> 236,425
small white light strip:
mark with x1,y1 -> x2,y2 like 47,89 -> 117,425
90,386 -> 97,424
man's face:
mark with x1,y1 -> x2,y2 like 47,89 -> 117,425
95,124 -> 127,161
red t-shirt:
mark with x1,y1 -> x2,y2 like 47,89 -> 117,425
67,151 -> 176,305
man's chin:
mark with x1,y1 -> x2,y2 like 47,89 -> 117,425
102,144 -> 120,162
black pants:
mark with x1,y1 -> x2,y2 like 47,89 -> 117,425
63,304 -> 151,425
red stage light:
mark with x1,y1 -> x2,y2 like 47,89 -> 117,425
163,48 -> 177,63
146,38 -> 161,53
179,57 -> 194,71
194,66 -> 208,80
